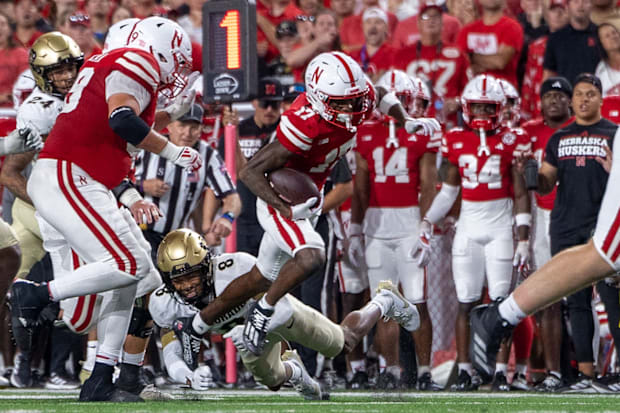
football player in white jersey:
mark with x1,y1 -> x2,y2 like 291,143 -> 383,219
152,229 -> 420,399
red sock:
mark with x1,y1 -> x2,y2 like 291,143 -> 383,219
513,316 -> 534,360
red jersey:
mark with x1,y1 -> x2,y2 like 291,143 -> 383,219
522,117 -> 575,210
521,36 -> 547,121
356,118 -> 440,208
256,0 -> 302,62
456,15 -> 524,87
441,126 -> 531,201
392,13 -> 462,48
40,49 -> 159,189
347,43 -> 396,77
276,92 -> 374,190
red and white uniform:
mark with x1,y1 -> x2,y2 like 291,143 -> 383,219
355,118 -> 440,303
522,118 -> 564,269
391,13 -> 462,48
255,92 -> 375,281
394,42 -> 469,126
26,48 -> 161,358
593,128 -> 620,271
456,16 -> 524,88
441,126 -> 531,302
521,36 -> 548,121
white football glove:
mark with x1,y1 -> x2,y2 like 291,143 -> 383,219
347,223 -> 365,268
513,240 -> 530,275
173,146 -> 203,173
290,196 -> 323,221
189,365 -> 214,390
404,117 -> 441,136
163,71 -> 201,121
410,219 -> 433,267
223,325 -> 251,358
0,126 -> 43,155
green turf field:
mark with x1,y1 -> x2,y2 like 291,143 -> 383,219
2,389 -> 620,412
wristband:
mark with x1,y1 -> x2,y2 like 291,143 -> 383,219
349,223 -> 363,236
378,91 -> 400,115
515,213 -> 532,227
119,187 -> 143,208
159,140 -> 183,161
221,212 -> 235,223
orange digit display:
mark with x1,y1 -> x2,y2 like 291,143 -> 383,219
219,10 -> 241,70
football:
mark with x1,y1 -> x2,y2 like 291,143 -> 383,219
268,168 -> 320,206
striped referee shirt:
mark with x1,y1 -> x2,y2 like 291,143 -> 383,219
134,141 -> 236,234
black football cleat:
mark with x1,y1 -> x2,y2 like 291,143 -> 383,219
243,300 -> 274,356
469,303 -> 514,382
80,369 -> 144,402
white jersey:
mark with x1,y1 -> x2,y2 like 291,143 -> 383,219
149,252 -> 257,332
12,69 -> 36,109
17,87 -> 64,136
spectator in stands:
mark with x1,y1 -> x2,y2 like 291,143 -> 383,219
447,0 -> 479,25
330,0 -> 355,26
85,0 -> 111,44
590,0 -> 620,27
518,0 -> 549,43
521,0 -> 569,120
132,0 -> 168,18
58,11 -> 102,60
0,12 -> 28,108
595,22 -> 620,96
177,0 -> 204,44
219,77 -> 284,256
347,7 -> 396,81
52,0 -> 78,26
457,0 -> 524,87
543,0 -> 599,83
284,9 -> 340,82
339,0 -> 398,51
297,0 -> 322,16
255,0 -> 302,61
13,0 -> 44,48
394,1 -> 469,129
267,20 -> 298,76
110,4 -> 134,24
392,0 -> 462,48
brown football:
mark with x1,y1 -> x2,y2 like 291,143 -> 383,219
268,168 -> 320,206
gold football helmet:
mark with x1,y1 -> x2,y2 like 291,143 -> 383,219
29,32 -> 84,97
157,229 -> 215,306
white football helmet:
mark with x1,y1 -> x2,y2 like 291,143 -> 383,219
305,51 -> 370,132
377,69 -> 414,114
497,78 -> 521,127
128,16 -> 193,99
461,74 -> 506,131
103,18 -> 140,52
410,76 -> 432,118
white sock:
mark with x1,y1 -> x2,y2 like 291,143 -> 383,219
495,363 -> 508,374
498,294 -> 527,326
350,359 -> 366,373
417,365 -> 430,377
122,350 -> 145,366
515,363 -> 527,375
49,262 -> 138,301
285,360 -> 302,381
259,295 -> 275,310
549,370 -> 562,379
379,355 -> 387,373
370,293 -> 393,317
83,340 -> 97,371
458,363 -> 473,375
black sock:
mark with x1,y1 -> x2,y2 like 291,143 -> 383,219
119,363 -> 140,381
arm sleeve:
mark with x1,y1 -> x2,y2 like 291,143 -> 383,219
162,335 -> 194,384
105,71 -> 152,113
204,147 -> 236,198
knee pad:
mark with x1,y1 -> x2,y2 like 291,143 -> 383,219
127,297 -> 153,338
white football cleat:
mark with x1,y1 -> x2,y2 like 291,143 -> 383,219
282,350 -> 323,400
375,280 -> 420,331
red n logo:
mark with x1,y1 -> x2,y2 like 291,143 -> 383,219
311,67 -> 324,84
171,30 -> 183,48
265,84 -> 276,95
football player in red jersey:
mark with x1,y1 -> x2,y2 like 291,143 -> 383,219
350,70 -> 442,390
177,51 -> 441,357
520,76 -> 573,391
10,17 -> 203,402
413,74 -> 532,390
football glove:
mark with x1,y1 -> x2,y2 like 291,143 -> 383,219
223,325 -> 251,358
0,126 -> 43,155
174,146 -> 203,173
513,240 -> 530,275
290,196 -> 323,221
410,219 -> 433,267
347,223 -> 365,268
404,117 -> 441,136
189,365 -> 214,390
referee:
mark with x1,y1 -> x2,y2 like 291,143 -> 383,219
135,103 -> 241,256
530,73 -> 616,391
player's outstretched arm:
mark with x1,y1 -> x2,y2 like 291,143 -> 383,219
238,139 -> 294,218
160,328 -> 213,390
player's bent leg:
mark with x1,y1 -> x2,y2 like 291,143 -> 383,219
0,218 -> 20,303
11,199 -> 45,279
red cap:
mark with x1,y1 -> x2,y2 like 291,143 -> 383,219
68,11 -> 90,27
549,0 -> 567,9
419,0 -> 444,16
